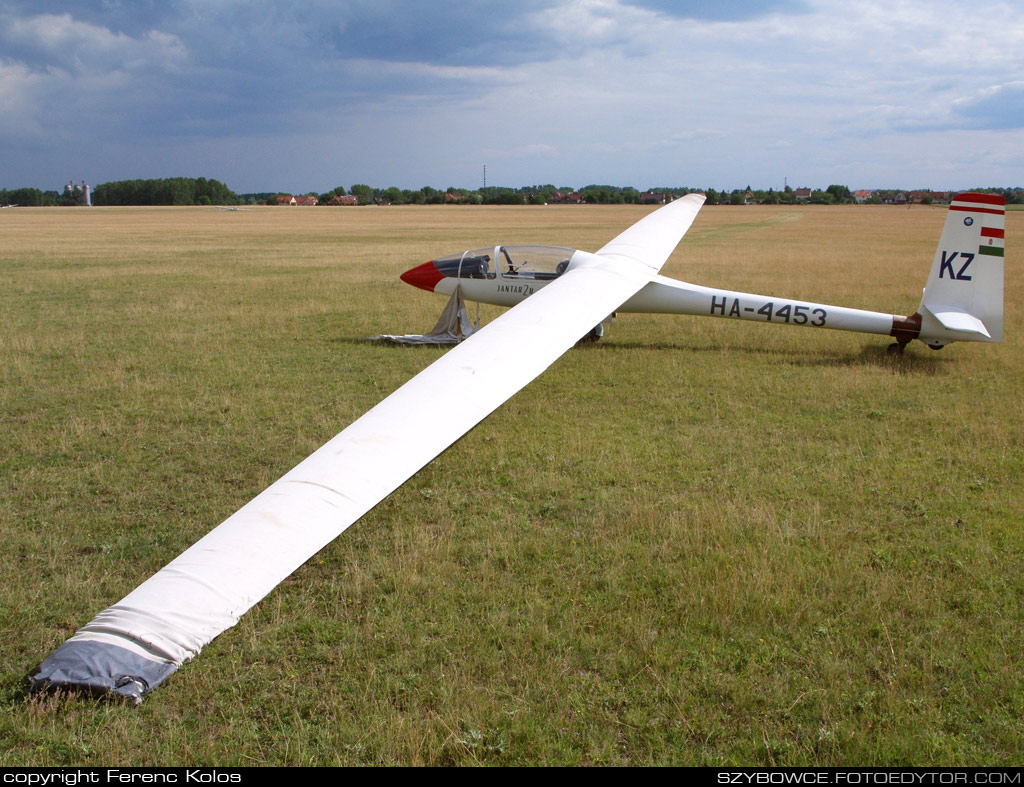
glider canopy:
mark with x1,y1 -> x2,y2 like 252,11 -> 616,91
402,245 -> 576,291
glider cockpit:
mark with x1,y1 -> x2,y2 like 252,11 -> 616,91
401,245 -> 575,291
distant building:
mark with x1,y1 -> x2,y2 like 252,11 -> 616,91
640,191 -> 667,204
294,195 -> 318,206
328,195 -> 359,206
64,179 -> 91,206
794,187 -> 812,201
275,194 -> 297,206
904,191 -> 950,204
854,189 -> 872,204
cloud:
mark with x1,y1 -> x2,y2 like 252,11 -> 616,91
630,0 -> 810,21
0,0 -> 1022,191
1,11 -> 186,74
952,82 -> 1024,130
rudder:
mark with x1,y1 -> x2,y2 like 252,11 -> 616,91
918,192 -> 1004,347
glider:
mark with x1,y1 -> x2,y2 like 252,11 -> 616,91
400,192 -> 1005,352
32,192 -> 1004,703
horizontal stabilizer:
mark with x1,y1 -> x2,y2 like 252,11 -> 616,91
924,304 -> 991,338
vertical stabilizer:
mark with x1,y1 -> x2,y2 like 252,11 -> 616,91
918,192 -> 1004,347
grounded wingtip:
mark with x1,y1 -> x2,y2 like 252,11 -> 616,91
31,639 -> 177,705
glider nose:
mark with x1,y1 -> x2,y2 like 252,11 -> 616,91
400,260 -> 445,292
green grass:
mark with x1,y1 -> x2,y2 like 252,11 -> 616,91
1,205 -> 1022,765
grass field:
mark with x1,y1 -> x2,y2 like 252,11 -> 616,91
1,203 -> 1021,766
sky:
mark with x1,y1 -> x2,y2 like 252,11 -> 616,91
1,0 -> 1022,194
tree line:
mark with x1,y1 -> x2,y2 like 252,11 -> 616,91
5,180 -> 1021,207
93,177 -> 238,206
1,178 -> 239,207
0,186 -> 87,206
254,183 -> 1024,206
255,184 -> 706,206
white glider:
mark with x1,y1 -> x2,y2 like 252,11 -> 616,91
32,193 -> 1006,702
33,193 -> 708,702
400,192 -> 1005,351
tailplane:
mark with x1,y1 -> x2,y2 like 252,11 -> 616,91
917,192 -> 1005,348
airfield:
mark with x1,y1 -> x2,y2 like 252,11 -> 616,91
2,203 -> 1022,765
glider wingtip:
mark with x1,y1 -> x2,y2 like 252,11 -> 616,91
31,639 -> 177,705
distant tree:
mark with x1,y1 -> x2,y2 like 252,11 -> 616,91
523,184 -> 558,203
580,184 -> 631,204
239,192 -> 276,204
381,186 -> 404,204
826,184 -> 852,203
2,187 -> 47,206
418,186 -> 444,204
93,177 -> 238,206
350,184 -> 375,204
318,185 -> 348,202
57,186 -> 85,206
479,187 -> 523,204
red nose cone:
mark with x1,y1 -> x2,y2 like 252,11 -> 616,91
400,260 -> 444,292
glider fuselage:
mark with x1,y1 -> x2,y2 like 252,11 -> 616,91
401,245 -> 903,341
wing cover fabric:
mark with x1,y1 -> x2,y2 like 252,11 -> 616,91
371,284 -> 477,345
32,194 -> 705,702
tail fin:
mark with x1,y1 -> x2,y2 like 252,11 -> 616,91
918,192 -> 1005,348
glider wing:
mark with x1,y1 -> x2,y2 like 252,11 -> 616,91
32,194 -> 705,702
